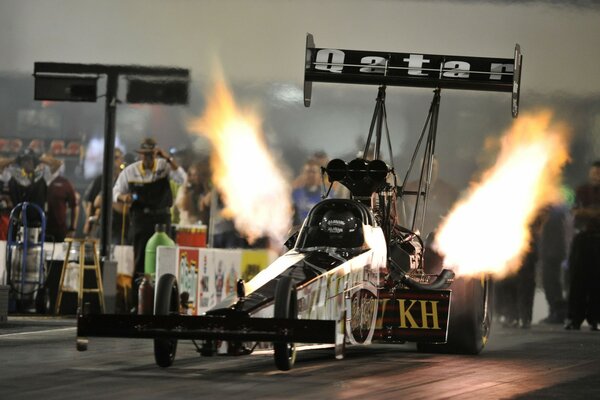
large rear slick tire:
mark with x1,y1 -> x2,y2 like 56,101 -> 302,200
153,273 -> 179,368
418,274 -> 492,355
273,276 -> 297,371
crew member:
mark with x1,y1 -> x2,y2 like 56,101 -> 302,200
83,148 -> 129,244
113,138 -> 186,311
565,160 -> 600,331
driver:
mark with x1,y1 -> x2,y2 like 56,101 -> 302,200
319,209 -> 359,248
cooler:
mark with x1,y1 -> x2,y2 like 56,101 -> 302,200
175,225 -> 207,248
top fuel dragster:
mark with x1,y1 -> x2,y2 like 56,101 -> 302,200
77,34 -> 522,371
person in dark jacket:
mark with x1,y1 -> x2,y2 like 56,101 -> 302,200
4,149 -> 62,228
565,161 -> 600,331
539,202 -> 570,324
46,166 -> 78,242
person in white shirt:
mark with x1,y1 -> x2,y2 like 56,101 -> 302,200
113,138 -> 186,311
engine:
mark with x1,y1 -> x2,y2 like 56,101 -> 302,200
387,230 -> 423,281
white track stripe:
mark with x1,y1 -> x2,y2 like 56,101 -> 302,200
0,327 -> 76,338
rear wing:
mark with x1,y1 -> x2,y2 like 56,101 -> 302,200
304,33 -> 523,117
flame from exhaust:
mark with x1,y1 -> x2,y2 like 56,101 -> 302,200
188,76 -> 292,244
434,111 -> 569,278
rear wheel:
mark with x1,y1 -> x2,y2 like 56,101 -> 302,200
273,276 -> 297,371
418,274 -> 492,354
153,274 -> 179,367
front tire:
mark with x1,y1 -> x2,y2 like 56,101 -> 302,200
273,276 -> 297,371
418,275 -> 492,355
153,274 -> 179,367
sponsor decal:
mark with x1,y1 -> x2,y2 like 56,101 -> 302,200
240,250 -> 271,281
212,249 -> 242,302
373,290 -> 450,342
199,251 -> 216,311
215,261 -> 224,303
313,48 -> 514,83
225,267 -> 238,297
376,299 -> 441,330
177,248 -> 200,315
349,289 -> 377,344
297,295 -> 308,314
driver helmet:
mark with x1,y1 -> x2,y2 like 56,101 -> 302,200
319,209 -> 359,246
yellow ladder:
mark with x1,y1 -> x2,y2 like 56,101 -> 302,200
55,238 -> 105,314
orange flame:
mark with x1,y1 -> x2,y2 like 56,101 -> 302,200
434,111 -> 569,278
188,75 -> 292,244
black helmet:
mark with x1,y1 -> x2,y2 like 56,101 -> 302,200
319,209 -> 359,246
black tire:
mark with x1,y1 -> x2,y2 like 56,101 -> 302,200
273,276 -> 297,371
35,286 -> 50,314
418,275 -> 492,355
153,273 -> 179,368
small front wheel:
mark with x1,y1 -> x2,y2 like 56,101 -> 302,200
153,274 -> 179,368
273,276 -> 297,371
35,286 -> 51,314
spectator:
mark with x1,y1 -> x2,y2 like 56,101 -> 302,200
292,159 -> 323,226
495,215 -> 542,329
539,201 -> 570,324
495,215 -> 541,329
0,157 -> 12,172
565,160 -> 600,331
45,165 -> 78,242
205,189 -> 245,248
175,160 -> 211,226
169,179 -> 181,225
0,165 -> 12,240
82,148 -> 130,244
292,151 -> 328,189
5,149 -> 62,227
113,138 -> 186,311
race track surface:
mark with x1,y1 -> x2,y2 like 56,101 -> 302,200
0,317 -> 599,399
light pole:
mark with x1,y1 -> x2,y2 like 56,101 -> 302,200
33,62 -> 190,261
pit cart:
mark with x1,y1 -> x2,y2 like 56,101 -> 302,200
77,34 -> 522,370
6,202 -> 50,313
